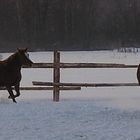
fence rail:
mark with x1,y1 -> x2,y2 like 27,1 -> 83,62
24,63 -> 138,68
0,86 -> 81,90
33,81 -> 139,87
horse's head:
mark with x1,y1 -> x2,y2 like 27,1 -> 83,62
17,48 -> 33,66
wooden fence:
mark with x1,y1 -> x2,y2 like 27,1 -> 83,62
30,50 -> 139,102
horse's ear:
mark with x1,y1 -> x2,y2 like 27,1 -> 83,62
25,48 -> 28,52
17,48 -> 27,52
17,48 -> 20,51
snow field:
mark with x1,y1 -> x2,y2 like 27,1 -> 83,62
0,51 -> 140,139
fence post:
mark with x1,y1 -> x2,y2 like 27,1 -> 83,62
53,50 -> 60,102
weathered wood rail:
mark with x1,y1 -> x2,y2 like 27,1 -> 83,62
33,81 -> 139,87
25,63 -> 138,68
0,86 -> 81,90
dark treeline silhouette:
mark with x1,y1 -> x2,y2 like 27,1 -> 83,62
0,0 -> 140,51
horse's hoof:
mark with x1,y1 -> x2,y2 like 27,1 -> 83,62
13,100 -> 17,103
9,96 -> 17,103
8,96 -> 11,99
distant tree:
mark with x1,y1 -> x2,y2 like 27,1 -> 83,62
0,0 -> 140,51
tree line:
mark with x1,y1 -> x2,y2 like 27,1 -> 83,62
0,0 -> 139,51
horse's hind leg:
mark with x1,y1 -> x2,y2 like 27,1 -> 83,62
6,86 -> 17,103
14,83 -> 20,98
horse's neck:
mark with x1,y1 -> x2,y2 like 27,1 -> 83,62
5,53 -> 21,70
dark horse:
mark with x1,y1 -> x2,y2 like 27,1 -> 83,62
0,48 -> 33,103
137,64 -> 140,85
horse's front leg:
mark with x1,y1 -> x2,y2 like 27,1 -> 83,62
14,83 -> 20,98
6,86 -> 17,103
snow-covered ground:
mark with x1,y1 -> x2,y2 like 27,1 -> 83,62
0,50 -> 140,140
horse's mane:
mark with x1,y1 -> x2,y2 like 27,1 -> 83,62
5,52 -> 16,61
0,49 -> 32,68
